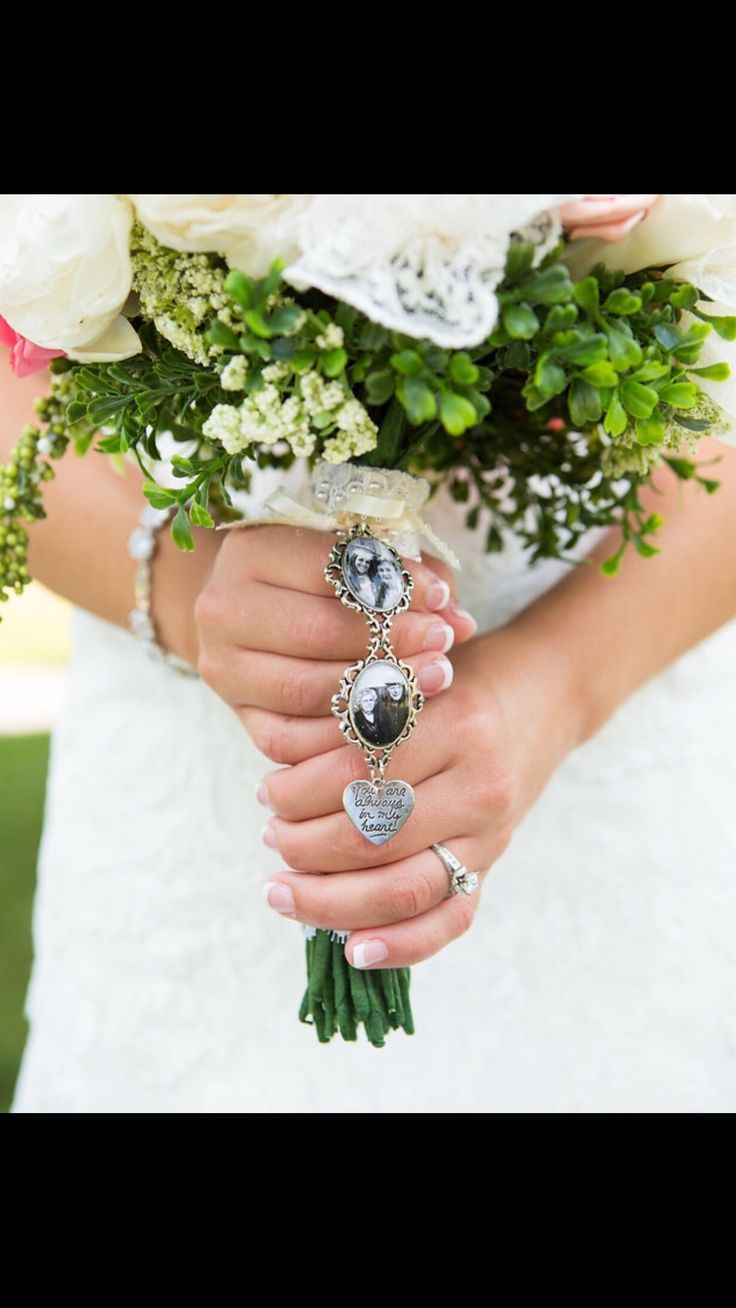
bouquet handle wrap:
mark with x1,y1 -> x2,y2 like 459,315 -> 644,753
220,460 -> 461,571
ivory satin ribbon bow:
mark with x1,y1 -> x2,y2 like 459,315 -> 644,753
219,465 -> 461,570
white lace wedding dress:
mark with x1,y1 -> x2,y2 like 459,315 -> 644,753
11,464 -> 736,1114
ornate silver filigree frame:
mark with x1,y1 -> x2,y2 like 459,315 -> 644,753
325,524 -> 414,634
331,649 -> 424,778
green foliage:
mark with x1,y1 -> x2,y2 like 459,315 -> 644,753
2,238 -> 731,589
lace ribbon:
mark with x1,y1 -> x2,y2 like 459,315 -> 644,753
221,460 -> 461,570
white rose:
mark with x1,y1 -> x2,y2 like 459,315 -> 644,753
0,194 -> 140,361
127,194 -> 312,276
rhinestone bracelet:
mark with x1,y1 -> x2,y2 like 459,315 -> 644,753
127,504 -> 198,677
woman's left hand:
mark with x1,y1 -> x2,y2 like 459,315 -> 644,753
256,630 -> 581,970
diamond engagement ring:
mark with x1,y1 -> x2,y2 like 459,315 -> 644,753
431,844 -> 480,898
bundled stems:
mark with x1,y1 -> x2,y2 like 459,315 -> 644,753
299,928 -> 414,1047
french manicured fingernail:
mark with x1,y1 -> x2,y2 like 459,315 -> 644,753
418,656 -> 454,694
352,940 -> 388,969
261,880 -> 295,915
423,621 -> 455,653
449,602 -> 478,635
255,781 -> 273,809
426,577 -> 451,611
261,823 -> 278,849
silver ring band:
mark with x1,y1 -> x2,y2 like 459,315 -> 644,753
431,844 -> 480,899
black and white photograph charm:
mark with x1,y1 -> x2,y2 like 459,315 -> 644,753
349,660 -> 411,749
325,528 -> 413,622
342,537 -> 406,613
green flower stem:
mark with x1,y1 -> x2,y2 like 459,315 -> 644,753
298,928 -> 415,1048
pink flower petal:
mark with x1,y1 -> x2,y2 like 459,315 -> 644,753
0,315 -> 65,376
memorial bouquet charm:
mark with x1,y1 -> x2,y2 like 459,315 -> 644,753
4,194 -> 736,1047
294,527 -> 423,1045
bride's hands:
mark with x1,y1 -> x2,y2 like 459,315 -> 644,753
256,630 -> 582,969
194,525 -> 477,741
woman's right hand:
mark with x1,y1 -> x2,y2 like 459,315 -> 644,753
194,524 -> 477,762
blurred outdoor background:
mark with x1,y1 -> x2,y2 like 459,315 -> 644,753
0,583 -> 70,1111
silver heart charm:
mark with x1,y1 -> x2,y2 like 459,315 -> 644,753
343,779 -> 415,846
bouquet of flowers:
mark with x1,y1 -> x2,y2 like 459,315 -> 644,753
2,192 -> 735,1046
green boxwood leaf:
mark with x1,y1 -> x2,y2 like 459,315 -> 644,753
505,240 -> 535,280
604,289 -> 642,315
502,303 -> 540,340
573,277 -> 600,314
535,356 -> 567,399
321,347 -> 347,377
171,507 -> 194,551
364,369 -> 395,405
699,312 -> 736,341
659,382 -> 698,407
266,305 -> 305,337
544,304 -> 579,333
396,377 -> 438,425
390,349 -> 424,376
525,266 -> 573,305
439,391 -> 478,435
558,333 -> 608,365
449,352 -> 479,386
620,380 -> 658,418
604,392 -> 628,438
635,415 -> 666,445
690,362 -> 731,381
581,361 -> 619,388
568,378 -> 602,427
358,321 -> 389,350
669,283 -> 699,310
291,347 -> 317,373
630,361 -> 670,383
244,308 -> 274,339
606,327 -> 642,371
224,269 -> 255,309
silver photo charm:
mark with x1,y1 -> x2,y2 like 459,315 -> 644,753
326,526 -> 424,845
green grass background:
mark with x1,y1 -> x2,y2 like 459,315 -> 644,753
0,734 -> 49,1111
1,584 -> 69,1112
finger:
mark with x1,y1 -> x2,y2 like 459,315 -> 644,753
260,836 -> 483,931
240,708 -> 344,766
346,879 -> 482,968
207,581 -> 456,661
204,647 -> 454,716
440,598 -> 478,645
263,769 -> 481,873
568,212 -> 648,243
232,524 -> 458,612
260,717 -> 456,820
559,195 -> 658,228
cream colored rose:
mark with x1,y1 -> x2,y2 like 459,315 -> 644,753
127,194 -> 312,276
0,194 -> 140,361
